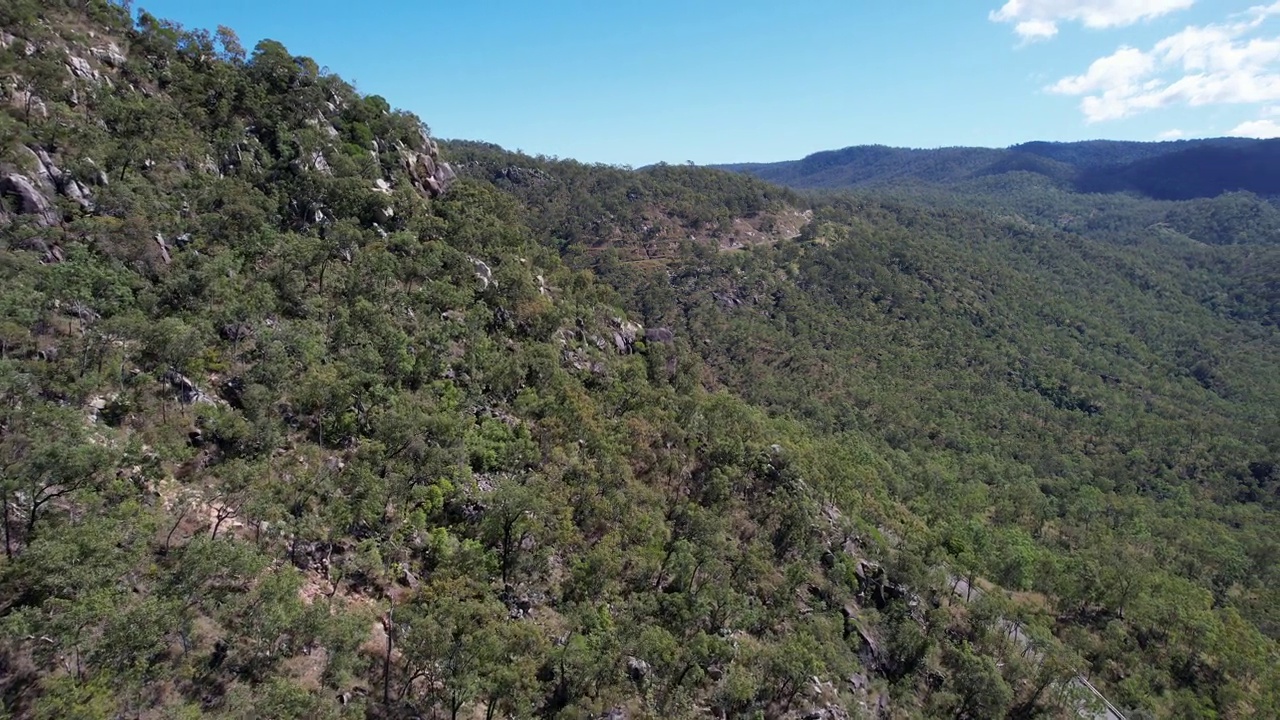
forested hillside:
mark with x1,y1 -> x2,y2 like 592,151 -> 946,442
718,138 -> 1280,203
721,140 -> 1280,272
1,2 -> 1278,719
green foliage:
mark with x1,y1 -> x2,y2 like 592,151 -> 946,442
0,3 -> 1276,719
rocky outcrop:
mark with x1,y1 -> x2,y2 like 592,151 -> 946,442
611,318 -> 644,353
7,87 -> 48,119
471,257 -> 494,290
625,656 -> 651,683
399,131 -> 456,198
644,327 -> 675,344
21,236 -> 64,264
197,155 -> 220,175
84,158 -> 109,187
0,173 -> 60,226
62,177 -> 93,210
7,146 -> 94,215
154,234 -> 172,264
162,370 -> 221,406
298,148 -> 331,175
311,111 -> 340,139
25,147 -> 94,211
564,348 -> 605,375
89,42 -> 126,68
495,165 -> 553,186
64,47 -> 115,88
65,55 -> 102,83
24,147 -> 55,187
402,149 -> 455,196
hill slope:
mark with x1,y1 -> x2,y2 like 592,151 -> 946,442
1,2 -> 1278,720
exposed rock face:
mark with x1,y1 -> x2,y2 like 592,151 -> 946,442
495,165 -> 553,186
400,133 -> 456,198
26,147 -> 94,211
625,656 -> 651,682
471,257 -> 494,290
89,42 -> 126,68
65,55 -> 102,83
19,236 -> 62,264
315,112 -> 340,138
21,147 -> 55,189
612,318 -> 644,353
0,173 -> 60,226
162,370 -> 221,405
198,155 -> 220,175
402,150 -> 452,196
8,88 -> 48,119
644,327 -> 675,344
84,158 -> 108,186
62,178 -> 92,210
306,149 -> 331,175
154,234 -> 172,264
564,349 -> 605,375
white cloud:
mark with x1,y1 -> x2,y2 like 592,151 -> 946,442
1016,19 -> 1061,40
1050,46 -> 1155,94
1244,1 -> 1280,24
1049,5 -> 1280,121
1157,128 -> 1186,138
991,0 -> 1196,41
1230,117 -> 1280,136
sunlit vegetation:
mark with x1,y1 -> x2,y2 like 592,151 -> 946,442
0,2 -> 1277,718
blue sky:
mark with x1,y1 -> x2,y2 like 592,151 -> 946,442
133,1 -> 1280,166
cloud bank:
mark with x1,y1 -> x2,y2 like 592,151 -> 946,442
991,0 -> 1196,41
1045,2 -> 1280,133
1231,118 -> 1280,136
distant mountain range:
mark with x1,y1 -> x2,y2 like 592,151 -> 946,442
717,138 -> 1280,201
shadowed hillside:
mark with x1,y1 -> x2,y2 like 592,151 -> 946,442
720,138 -> 1280,202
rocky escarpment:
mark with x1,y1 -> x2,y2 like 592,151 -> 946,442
0,171 -> 59,226
0,127 -> 456,232
0,16 -> 455,230
402,131 -> 457,198
0,142 -> 97,223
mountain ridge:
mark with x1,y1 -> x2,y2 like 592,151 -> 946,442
716,137 -> 1280,201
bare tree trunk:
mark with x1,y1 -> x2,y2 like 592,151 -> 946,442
211,502 -> 237,540
2,488 -> 11,559
502,522 -> 513,586
165,503 -> 189,552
